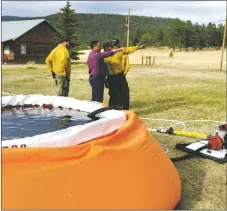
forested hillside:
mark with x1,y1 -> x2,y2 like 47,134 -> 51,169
2,13 -> 226,51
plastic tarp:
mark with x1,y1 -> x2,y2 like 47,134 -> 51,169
2,95 -> 181,209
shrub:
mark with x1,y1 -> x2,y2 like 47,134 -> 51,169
23,61 -> 36,69
169,51 -> 174,58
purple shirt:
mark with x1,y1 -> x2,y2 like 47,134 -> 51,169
87,50 -> 114,76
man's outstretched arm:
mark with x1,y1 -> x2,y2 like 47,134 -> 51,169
99,48 -> 123,58
123,44 -> 147,54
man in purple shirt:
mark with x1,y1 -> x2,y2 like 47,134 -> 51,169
87,40 -> 122,103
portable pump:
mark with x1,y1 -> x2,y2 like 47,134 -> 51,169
169,123 -> 227,163
208,124 -> 227,150
165,123 -> 227,150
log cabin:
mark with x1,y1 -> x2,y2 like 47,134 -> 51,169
1,19 -> 59,64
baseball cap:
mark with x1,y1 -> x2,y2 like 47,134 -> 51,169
103,41 -> 113,49
61,37 -> 75,47
111,39 -> 120,46
61,37 -> 71,43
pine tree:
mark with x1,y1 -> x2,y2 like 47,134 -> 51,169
206,22 -> 216,48
131,28 -> 144,45
183,20 -> 193,51
156,30 -> 164,46
216,31 -> 222,49
217,24 -> 224,48
139,33 -> 152,45
190,24 -> 200,51
198,24 -> 207,50
168,18 -> 184,51
56,1 -> 79,60
210,24 -> 218,48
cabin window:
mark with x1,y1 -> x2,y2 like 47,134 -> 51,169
4,45 -> 10,54
21,44 -> 26,55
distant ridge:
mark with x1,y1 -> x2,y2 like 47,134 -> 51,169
2,14 -> 224,50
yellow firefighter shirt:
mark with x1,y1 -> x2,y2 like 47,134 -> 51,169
122,54 -> 130,75
46,44 -> 71,77
106,46 -> 138,75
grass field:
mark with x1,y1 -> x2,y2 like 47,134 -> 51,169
1,56 -> 226,209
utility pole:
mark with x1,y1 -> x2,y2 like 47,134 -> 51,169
126,8 -> 132,47
220,19 -> 226,71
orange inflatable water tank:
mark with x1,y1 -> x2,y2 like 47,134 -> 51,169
2,111 -> 181,209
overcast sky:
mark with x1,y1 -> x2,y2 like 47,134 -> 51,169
2,1 -> 226,25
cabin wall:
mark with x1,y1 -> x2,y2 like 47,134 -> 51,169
14,42 -> 55,63
13,21 -> 58,64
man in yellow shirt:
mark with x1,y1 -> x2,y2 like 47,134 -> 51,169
106,39 -> 145,110
122,54 -> 130,76
46,38 -> 72,97
103,41 -> 116,106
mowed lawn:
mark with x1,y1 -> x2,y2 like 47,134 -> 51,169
2,63 -> 226,210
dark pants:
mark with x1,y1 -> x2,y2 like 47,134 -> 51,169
89,75 -> 106,103
107,73 -> 130,110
